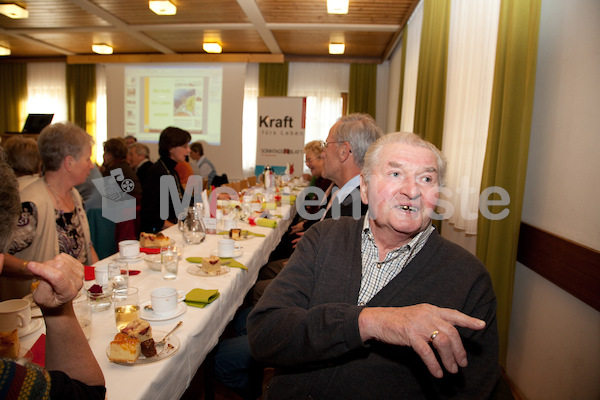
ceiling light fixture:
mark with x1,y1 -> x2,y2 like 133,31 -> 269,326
329,43 -> 345,55
149,1 -> 177,16
327,0 -> 349,15
0,45 -> 11,56
203,42 -> 222,54
92,44 -> 113,55
0,3 -> 29,19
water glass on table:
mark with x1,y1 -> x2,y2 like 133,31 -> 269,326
108,261 -> 128,296
161,244 -> 180,280
113,287 -> 140,331
73,295 -> 92,340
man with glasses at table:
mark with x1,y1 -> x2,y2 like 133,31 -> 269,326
247,132 -> 505,399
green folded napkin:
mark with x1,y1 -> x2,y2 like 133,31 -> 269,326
256,218 -> 277,228
186,257 -> 248,270
184,288 -> 220,308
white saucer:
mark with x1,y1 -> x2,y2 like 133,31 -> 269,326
210,248 -> 243,258
18,318 -> 43,338
118,254 -> 145,263
140,301 -> 186,321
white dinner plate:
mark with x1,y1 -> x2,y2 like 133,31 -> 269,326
106,331 -> 180,366
18,318 -> 43,338
140,301 -> 186,321
187,265 -> 231,277
210,248 -> 243,259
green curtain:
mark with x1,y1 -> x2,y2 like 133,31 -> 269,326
476,0 -> 541,366
0,63 -> 28,134
348,64 -> 377,118
259,62 -> 289,97
413,0 -> 451,151
66,64 -> 96,137
396,29 -> 408,131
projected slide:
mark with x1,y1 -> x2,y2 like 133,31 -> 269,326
124,66 -> 223,144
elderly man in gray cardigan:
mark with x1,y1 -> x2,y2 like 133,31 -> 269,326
247,132 -> 504,399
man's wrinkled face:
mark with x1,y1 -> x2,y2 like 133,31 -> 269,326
360,143 -> 440,240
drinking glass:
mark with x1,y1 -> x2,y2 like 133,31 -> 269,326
161,244 -> 180,280
73,295 -> 92,340
108,261 -> 128,297
113,287 -> 140,331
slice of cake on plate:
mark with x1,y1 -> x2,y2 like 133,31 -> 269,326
202,256 -> 221,275
140,232 -> 171,248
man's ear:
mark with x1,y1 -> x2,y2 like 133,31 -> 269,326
339,142 -> 352,162
359,174 -> 369,205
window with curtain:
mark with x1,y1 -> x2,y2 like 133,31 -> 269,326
441,0 -> 501,234
27,63 -> 68,123
399,0 -> 424,132
288,62 -> 347,142
243,62 -> 348,175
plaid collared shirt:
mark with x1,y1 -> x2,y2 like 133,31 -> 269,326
358,215 -> 434,305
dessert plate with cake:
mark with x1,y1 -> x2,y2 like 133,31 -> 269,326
186,256 -> 231,277
107,319 -> 180,366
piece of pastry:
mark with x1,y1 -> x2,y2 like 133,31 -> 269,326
202,256 -> 221,275
139,232 -> 171,248
109,332 -> 140,363
0,329 -> 20,359
121,319 -> 152,342
140,338 -> 157,358
230,228 -> 241,240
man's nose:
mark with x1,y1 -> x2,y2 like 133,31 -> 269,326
401,177 -> 420,199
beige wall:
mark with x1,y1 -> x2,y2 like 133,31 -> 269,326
506,0 -> 600,398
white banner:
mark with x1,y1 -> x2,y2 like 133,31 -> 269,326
255,97 -> 306,176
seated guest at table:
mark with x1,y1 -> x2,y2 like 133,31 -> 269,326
124,135 -> 137,146
0,148 -> 106,399
2,136 -> 41,191
140,126 -> 191,233
128,142 -> 153,184
102,138 -> 142,242
247,132 -> 505,399
189,141 -> 217,186
175,159 -> 195,189
254,113 -> 381,302
266,139 -> 333,262
4,122 -> 99,299
75,164 -> 116,260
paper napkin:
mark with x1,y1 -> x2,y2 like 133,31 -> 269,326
84,266 -> 95,281
184,289 -> 220,308
256,218 -> 277,228
31,334 -> 46,367
186,257 -> 247,270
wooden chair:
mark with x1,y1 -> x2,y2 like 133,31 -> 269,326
239,179 -> 249,190
247,175 -> 257,186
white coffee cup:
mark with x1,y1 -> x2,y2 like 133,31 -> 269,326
0,299 -> 31,332
218,238 -> 241,257
150,287 -> 184,316
119,240 -> 140,259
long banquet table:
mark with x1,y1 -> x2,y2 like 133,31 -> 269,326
21,204 -> 295,400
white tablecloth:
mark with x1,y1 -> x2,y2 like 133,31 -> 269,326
21,205 -> 295,400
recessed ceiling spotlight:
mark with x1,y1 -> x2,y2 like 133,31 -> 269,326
149,1 -> 177,16
327,0 -> 348,15
0,3 -> 29,19
203,42 -> 222,54
0,45 -> 11,56
92,44 -> 113,55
